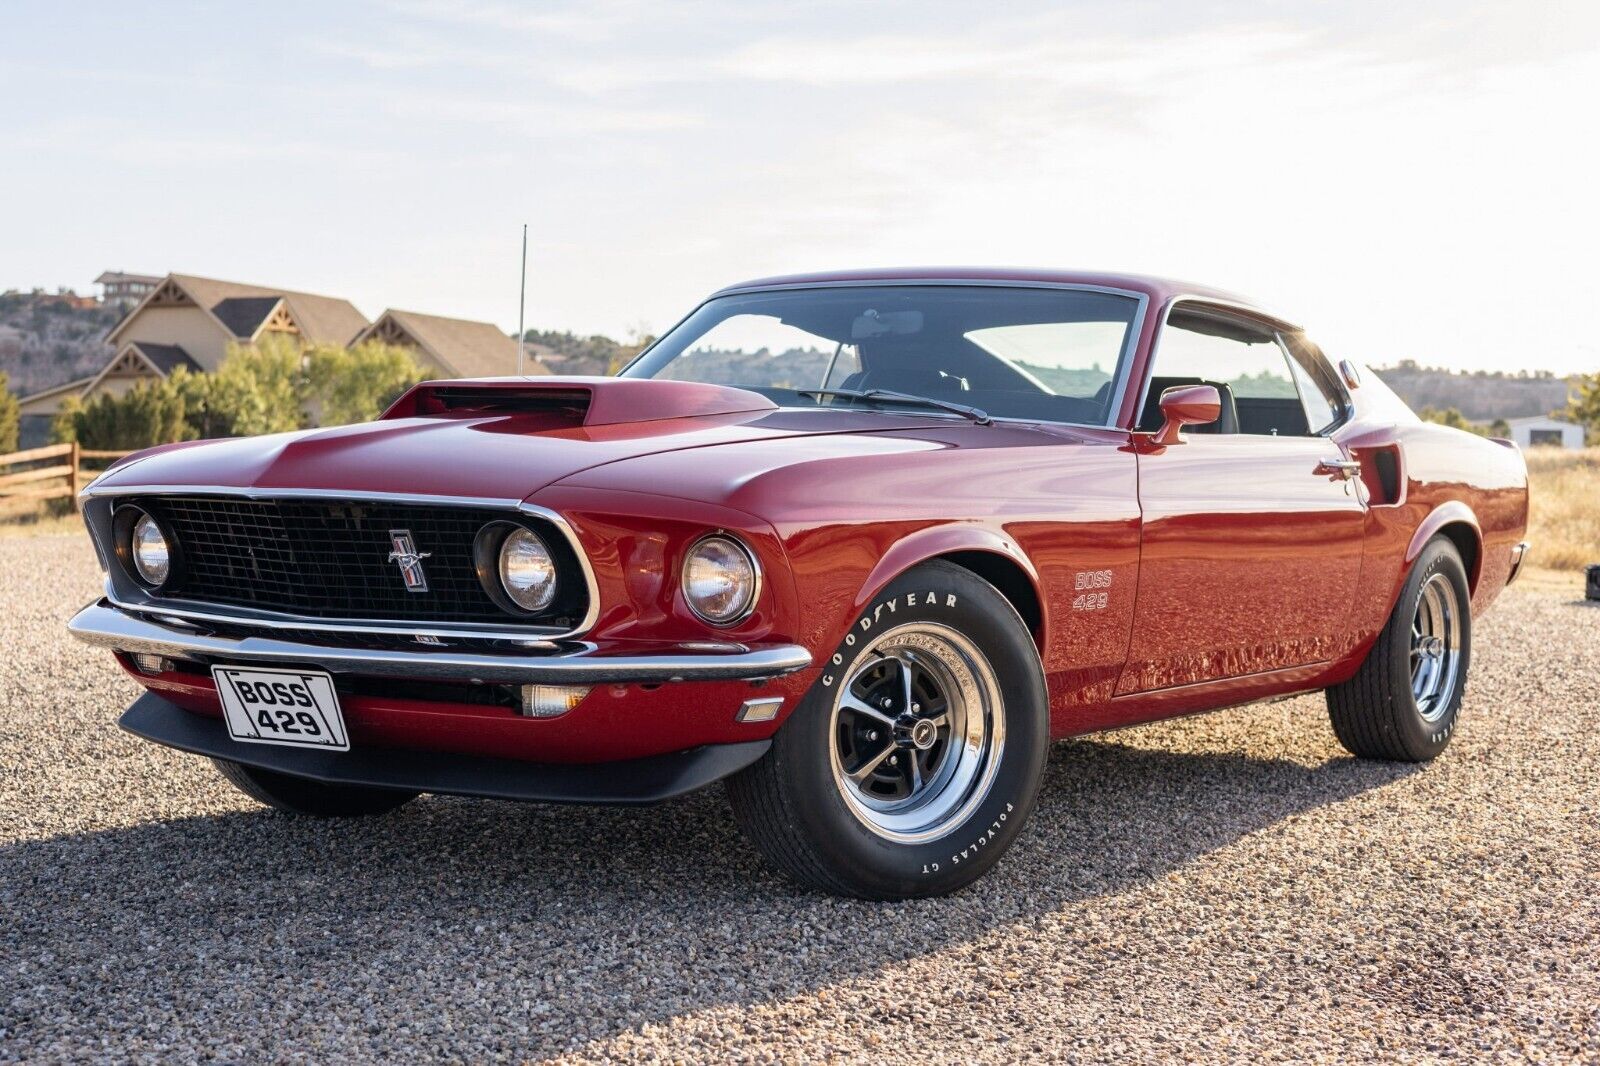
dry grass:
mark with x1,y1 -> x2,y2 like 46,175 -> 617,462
1524,446 -> 1600,572
0,505 -> 82,538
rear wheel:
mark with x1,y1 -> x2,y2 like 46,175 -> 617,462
1327,537 -> 1471,761
212,758 -> 418,816
728,561 -> 1048,899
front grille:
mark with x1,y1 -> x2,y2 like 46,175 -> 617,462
143,496 -> 584,628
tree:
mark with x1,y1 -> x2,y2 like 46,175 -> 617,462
306,340 -> 426,426
0,371 -> 19,454
55,380 -> 191,450
1568,372 -> 1600,445
1417,406 -> 1489,437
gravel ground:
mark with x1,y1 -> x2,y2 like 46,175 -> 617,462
2,532 -> 1597,1064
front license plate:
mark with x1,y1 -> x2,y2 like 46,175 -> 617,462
212,666 -> 350,751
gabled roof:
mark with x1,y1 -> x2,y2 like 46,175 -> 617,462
356,309 -> 545,378
107,273 -> 369,349
210,296 -> 286,339
125,341 -> 201,375
77,341 -> 201,398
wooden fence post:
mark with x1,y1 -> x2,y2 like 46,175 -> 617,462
69,440 -> 81,500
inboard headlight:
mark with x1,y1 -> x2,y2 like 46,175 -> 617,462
498,527 -> 558,612
683,534 -> 759,625
130,513 -> 171,586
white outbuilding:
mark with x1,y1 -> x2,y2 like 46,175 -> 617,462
1505,415 -> 1585,449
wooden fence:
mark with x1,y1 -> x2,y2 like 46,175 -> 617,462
0,442 -> 134,515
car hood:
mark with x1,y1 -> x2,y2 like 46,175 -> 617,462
92,388 -> 951,503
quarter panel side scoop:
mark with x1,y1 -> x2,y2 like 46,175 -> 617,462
381,376 -> 778,427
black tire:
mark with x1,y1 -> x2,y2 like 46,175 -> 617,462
1326,537 -> 1472,761
212,758 -> 419,816
727,561 -> 1049,899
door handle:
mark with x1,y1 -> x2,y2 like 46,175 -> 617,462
1315,458 -> 1362,480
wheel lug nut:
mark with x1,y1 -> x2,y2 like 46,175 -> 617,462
880,698 -> 893,709
866,730 -> 878,741
911,703 -> 921,713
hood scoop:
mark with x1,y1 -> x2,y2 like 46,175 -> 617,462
381,375 -> 778,428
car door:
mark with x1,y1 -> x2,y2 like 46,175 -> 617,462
1117,303 -> 1366,694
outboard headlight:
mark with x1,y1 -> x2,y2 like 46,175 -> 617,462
683,534 -> 759,625
114,506 -> 175,589
498,527 -> 558,612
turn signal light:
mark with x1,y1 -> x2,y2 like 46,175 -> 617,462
132,653 -> 173,675
519,684 -> 590,718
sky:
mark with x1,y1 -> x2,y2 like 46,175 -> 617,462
3,0 -> 1598,374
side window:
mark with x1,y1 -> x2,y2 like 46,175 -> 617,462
1280,333 -> 1348,435
1141,308 -> 1309,436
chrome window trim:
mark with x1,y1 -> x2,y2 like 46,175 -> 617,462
619,280 -> 1151,433
1130,294 -> 1306,438
77,484 -> 602,642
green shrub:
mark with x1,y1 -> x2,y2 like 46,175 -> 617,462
0,372 -> 19,454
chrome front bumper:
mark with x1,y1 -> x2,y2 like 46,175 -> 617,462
68,601 -> 813,684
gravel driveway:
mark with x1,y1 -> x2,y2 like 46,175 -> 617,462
2,532 -> 1596,1063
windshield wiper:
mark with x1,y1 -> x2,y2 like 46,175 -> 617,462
796,388 -> 993,426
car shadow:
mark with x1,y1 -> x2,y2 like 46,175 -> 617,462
2,726 -> 1421,1058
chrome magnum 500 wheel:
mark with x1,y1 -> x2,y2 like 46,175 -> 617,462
1327,537 -> 1472,761
829,623 -> 1006,843
728,561 -> 1048,899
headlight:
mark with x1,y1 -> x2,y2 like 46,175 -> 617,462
498,527 -> 558,612
130,512 -> 171,586
683,534 -> 759,625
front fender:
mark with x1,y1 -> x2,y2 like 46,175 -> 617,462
850,523 -> 1045,647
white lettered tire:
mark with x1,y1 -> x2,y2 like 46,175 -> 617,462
727,561 -> 1049,898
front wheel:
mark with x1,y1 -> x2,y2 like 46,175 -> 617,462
1326,537 -> 1472,761
727,561 -> 1049,899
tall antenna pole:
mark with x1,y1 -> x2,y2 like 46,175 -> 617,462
516,222 -> 528,376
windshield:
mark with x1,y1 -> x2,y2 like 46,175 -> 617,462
621,285 -> 1141,426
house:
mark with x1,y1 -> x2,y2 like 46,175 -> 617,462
356,308 -> 545,379
1506,415 -> 1585,449
18,273 -> 370,421
15,272 -> 542,444
94,271 -> 162,306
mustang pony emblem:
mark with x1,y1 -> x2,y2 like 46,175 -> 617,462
386,529 -> 432,592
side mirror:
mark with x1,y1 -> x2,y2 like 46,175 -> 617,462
1152,384 -> 1221,446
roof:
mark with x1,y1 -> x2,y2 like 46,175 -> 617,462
107,273 -> 369,348
711,267 -> 1289,325
125,341 -> 200,374
172,274 -> 367,344
1506,415 -> 1578,427
94,271 -> 161,286
210,296 -> 284,339
357,309 -> 543,378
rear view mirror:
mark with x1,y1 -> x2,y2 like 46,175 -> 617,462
851,309 -> 923,339
1152,384 -> 1221,446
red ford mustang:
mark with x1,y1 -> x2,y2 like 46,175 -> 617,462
69,268 -> 1531,898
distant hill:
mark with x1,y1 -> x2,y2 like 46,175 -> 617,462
520,329 -> 650,376
0,292 -> 118,396
1370,362 -> 1575,421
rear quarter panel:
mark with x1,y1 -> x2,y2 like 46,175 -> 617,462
1333,415 -> 1528,679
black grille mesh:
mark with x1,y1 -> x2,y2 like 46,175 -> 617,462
147,496 -> 579,626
